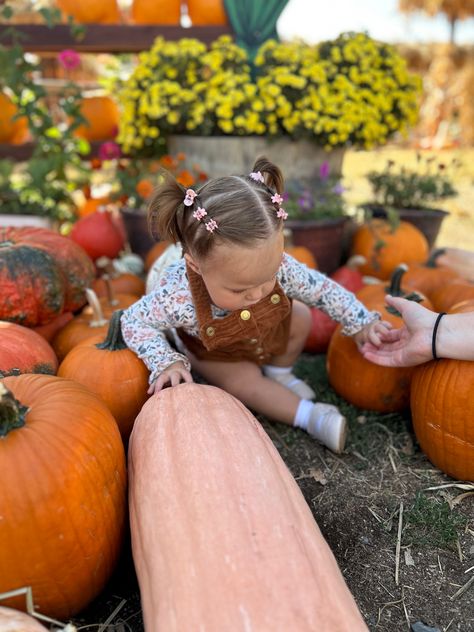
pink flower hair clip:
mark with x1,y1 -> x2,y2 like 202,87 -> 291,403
271,193 -> 283,205
183,189 -> 197,206
205,219 -> 218,233
249,171 -> 264,183
276,208 -> 288,220
193,207 -> 207,220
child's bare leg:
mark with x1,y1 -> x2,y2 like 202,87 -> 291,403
189,356 -> 300,424
271,299 -> 312,367
190,355 -> 347,453
263,300 -> 315,399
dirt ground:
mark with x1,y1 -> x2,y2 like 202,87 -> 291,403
69,147 -> 474,631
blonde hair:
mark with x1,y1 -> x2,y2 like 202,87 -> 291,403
148,157 -> 284,259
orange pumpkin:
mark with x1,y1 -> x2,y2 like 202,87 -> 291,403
436,247 -> 474,281
0,374 -> 126,619
32,311 -> 74,342
450,299 -> 474,314
131,0 -> 181,24
351,219 -> 429,280
77,196 -> 111,218
58,311 -> 149,441
145,240 -> 172,271
187,0 -> 228,25
327,278 -> 432,413
285,245 -> 318,269
129,383 -> 368,630
0,93 -> 28,144
430,279 -> 474,312
57,0 -> 120,23
74,96 -> 120,142
411,358 -> 474,481
51,289 -> 109,361
402,249 -> 459,299
356,264 -> 431,309
92,272 -> 145,299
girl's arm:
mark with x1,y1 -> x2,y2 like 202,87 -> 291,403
280,254 -> 379,335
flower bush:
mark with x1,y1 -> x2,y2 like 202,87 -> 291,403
118,32 -> 422,155
367,154 -> 458,209
284,162 -> 347,221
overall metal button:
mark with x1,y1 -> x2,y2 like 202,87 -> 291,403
206,326 -> 215,337
270,293 -> 281,304
240,309 -> 251,321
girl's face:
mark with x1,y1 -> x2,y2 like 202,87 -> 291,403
185,230 -> 284,311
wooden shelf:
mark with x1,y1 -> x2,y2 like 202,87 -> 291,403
0,24 -> 232,52
0,141 -> 103,161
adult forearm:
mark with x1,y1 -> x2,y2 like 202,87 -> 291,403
436,312 -> 474,361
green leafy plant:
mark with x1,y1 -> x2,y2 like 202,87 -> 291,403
0,5 -> 90,221
367,155 -> 458,210
283,161 -> 347,221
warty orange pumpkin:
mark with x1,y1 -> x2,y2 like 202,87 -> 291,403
58,311 -> 149,441
129,383 -> 368,631
0,374 -> 126,619
351,219 -> 429,280
0,321 -> 58,377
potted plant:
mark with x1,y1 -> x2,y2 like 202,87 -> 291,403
364,155 -> 458,248
116,32 -> 422,179
283,162 -> 348,273
0,6 -> 90,228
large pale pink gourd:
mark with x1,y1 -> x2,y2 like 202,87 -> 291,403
129,384 -> 368,631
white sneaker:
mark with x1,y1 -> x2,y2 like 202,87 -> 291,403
307,403 -> 347,454
268,371 -> 316,400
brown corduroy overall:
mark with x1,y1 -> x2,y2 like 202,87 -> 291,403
178,265 -> 293,365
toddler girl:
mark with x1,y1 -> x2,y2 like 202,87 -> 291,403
121,157 -> 390,453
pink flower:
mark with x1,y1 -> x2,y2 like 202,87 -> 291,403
276,208 -> 288,220
58,49 -> 81,71
98,141 -> 121,161
319,161 -> 330,180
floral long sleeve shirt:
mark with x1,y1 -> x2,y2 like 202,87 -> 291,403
121,254 -> 378,385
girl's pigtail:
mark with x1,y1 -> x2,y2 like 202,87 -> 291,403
251,156 -> 284,194
148,169 -> 186,244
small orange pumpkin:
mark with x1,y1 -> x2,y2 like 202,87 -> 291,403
57,0 -> 120,23
93,273 -> 145,300
402,249 -> 459,299
430,279 -> 474,312
351,219 -> 429,280
74,96 -> 120,142
58,311 -> 149,441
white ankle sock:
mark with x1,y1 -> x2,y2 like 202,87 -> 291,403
293,399 -> 313,431
263,364 -> 292,378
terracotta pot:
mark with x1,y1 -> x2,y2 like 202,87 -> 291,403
286,217 -> 347,274
362,204 -> 449,250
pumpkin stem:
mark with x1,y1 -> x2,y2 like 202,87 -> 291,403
85,288 -> 108,327
426,248 -> 446,268
387,264 -> 408,296
0,382 -> 28,436
103,274 -> 120,307
96,310 -> 128,351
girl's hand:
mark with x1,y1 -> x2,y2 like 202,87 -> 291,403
353,319 -> 392,349
148,361 -> 194,395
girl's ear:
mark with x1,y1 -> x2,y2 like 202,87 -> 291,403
184,252 -> 201,275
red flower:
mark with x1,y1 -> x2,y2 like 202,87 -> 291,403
98,141 -> 121,161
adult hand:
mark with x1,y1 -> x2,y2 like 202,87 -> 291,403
360,295 -> 437,367
148,361 -> 194,394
